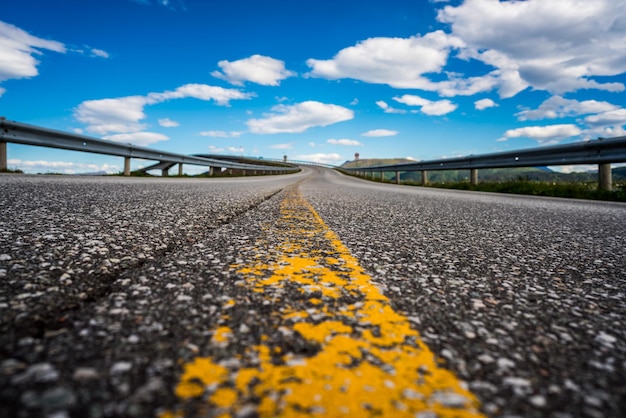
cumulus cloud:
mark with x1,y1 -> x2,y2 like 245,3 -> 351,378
158,118 -> 179,127
516,96 -> 619,121
306,30 -> 464,89
376,101 -> 407,114
247,101 -> 354,134
498,124 -> 582,145
74,96 -> 150,134
361,129 -> 398,137
8,159 -> 119,174
294,153 -> 344,165
148,84 -> 254,106
584,109 -> 626,127
0,20 -> 65,83
212,54 -> 296,86
393,94 -> 457,116
327,139 -> 363,146
475,98 -> 497,110
438,0 -> 626,96
304,1 -> 626,98
74,84 -> 253,139
103,132 -> 169,146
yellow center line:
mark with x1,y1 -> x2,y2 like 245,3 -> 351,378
161,187 -> 484,417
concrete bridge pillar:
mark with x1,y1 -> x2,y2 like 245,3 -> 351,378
178,163 -> 184,176
470,168 -> 478,185
0,141 -> 7,171
599,163 -> 612,191
123,157 -> 131,176
162,167 -> 169,177
421,170 -> 428,185
396,171 -> 400,184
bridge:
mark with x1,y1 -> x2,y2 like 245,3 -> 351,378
1,166 -> 624,418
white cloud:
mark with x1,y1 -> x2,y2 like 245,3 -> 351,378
497,124 -> 582,145
103,132 -> 169,146
247,101 -> 354,134
8,159 -> 118,174
294,153 -> 344,165
158,118 -> 179,127
199,130 -> 243,138
212,54 -> 296,86
376,101 -> 407,114
74,96 -> 150,134
75,84 -> 252,135
90,48 -> 109,58
0,20 -> 65,83
361,129 -> 398,137
516,96 -> 619,121
438,0 -> 626,96
393,94 -> 457,116
227,146 -> 244,153
148,84 -> 254,106
270,143 -> 293,149
306,30 -> 464,89
327,139 -> 363,146
584,109 -> 626,127
475,98 -> 497,110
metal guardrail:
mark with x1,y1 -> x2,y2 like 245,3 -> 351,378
342,136 -> 626,191
0,117 -> 298,175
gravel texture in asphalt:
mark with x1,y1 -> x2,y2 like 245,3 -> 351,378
1,169 -> 625,417
301,169 -> 626,418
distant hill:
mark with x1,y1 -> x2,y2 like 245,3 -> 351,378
341,158 -> 414,168
341,159 -> 626,183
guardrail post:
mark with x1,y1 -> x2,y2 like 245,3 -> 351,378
470,168 -> 478,185
178,163 -> 184,176
421,170 -> 428,185
0,141 -> 7,171
396,171 -> 400,184
123,157 -> 131,176
599,163 -> 612,191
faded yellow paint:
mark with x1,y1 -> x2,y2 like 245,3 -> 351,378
162,187 -> 484,417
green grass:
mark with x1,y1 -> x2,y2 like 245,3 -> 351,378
415,180 -> 626,202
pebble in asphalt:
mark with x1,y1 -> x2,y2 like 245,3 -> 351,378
1,169 -> 625,417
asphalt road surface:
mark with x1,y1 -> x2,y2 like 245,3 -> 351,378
1,168 -> 624,418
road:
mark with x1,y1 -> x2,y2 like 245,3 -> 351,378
1,168 -> 625,417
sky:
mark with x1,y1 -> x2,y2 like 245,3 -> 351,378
1,0 -> 626,174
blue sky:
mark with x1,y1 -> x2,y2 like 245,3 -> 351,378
2,0 -> 626,174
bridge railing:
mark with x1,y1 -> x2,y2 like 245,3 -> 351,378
342,136 -> 626,191
0,117 -> 298,176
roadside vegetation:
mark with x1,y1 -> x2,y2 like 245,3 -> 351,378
419,180 -> 626,202
340,163 -> 626,203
